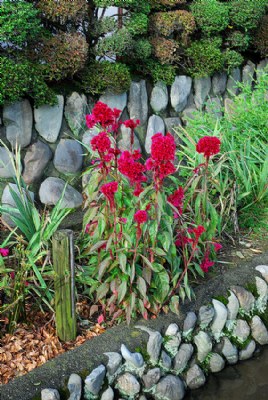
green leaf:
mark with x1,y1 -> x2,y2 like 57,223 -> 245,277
89,240 -> 107,253
96,282 -> 109,300
98,257 -> 111,280
118,281 -> 127,303
153,269 -> 170,303
118,253 -> 127,273
162,231 -> 171,252
169,295 -> 180,315
137,276 -> 147,298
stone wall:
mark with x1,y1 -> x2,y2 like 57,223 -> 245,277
0,58 -> 267,210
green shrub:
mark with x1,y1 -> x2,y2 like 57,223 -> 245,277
37,0 -> 87,23
95,28 -> 133,58
185,38 -> 224,77
226,31 -> 251,51
125,12 -> 149,35
229,0 -> 267,30
191,0 -> 230,35
223,49 -> 244,73
133,39 -> 152,60
255,15 -> 268,56
148,61 -> 176,85
78,61 -> 131,95
93,0 -> 151,14
150,36 -> 180,64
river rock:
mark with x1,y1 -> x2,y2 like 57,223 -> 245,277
54,139 -> 83,174
3,99 -> 33,148
128,80 -> 148,126
65,92 -> 87,135
154,375 -> 185,400
171,76 -> 192,112
250,316 -> 268,345
150,81 -> 168,113
226,67 -> 241,96
232,319 -> 250,343
183,312 -> 197,338
121,344 -> 144,369
211,299 -> 228,341
209,353 -> 225,373
23,141 -> 52,184
34,95 -> 64,143
145,115 -> 165,154
39,177 -> 83,208
194,76 -> 211,110
68,373 -> 82,400
41,389 -> 60,400
173,343 -> 194,373
256,265 -> 268,283
142,368 -> 161,389
160,350 -> 172,370
194,331 -> 212,362
165,323 -> 179,336
239,340 -> 256,361
164,118 -> 182,146
99,92 -> 127,117
85,365 -> 106,396
255,276 -> 268,312
0,147 -> 19,178
212,72 -> 227,96
118,125 -> 141,152
104,352 -> 122,376
242,60 -> 255,87
100,386 -> 114,400
219,337 -> 238,364
226,291 -> 240,327
1,183 -> 34,227
198,305 -> 215,329
135,326 -> 163,364
116,373 -> 140,397
230,286 -> 255,315
186,365 -> 206,390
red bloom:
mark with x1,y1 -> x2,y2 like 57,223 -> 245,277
134,210 -> 148,224
167,187 -> 184,218
123,119 -> 140,130
213,243 -> 222,252
119,217 -> 127,224
100,182 -> 118,211
200,257 -> 215,273
151,133 -> 176,162
0,248 -> 9,257
196,136 -> 221,159
118,151 -> 147,190
91,131 -> 111,153
86,102 -> 121,129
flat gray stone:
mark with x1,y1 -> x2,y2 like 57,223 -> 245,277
256,265 -> 268,283
154,375 -> 185,400
1,183 -> 34,227
212,72 -> 227,96
85,365 -> 106,396
54,139 -> 83,174
186,365 -> 206,390
150,81 -> 168,113
23,141 -> 52,184
39,177 -> 83,208
100,386 -> 114,400
142,368 -> 161,389
67,373 -> 82,400
198,305 -> 215,329
209,353 -> 225,373
226,291 -> 240,322
0,147 -> 20,178
219,337 -> 238,364
239,340 -> 256,361
41,389 -> 60,400
194,76 -> 211,110
232,319 -> 250,343
173,343 -> 194,373
34,95 -> 64,143
104,352 -> 122,376
65,92 -> 87,136
128,80 -> 148,126
226,67 -> 241,96
250,316 -> 268,345
116,373 -> 140,397
255,276 -> 268,312
183,312 -> 197,338
3,99 -> 33,148
164,332 -> 181,357
171,76 -> 192,112
121,344 -> 144,369
230,286 -> 255,315
145,115 -> 165,154
160,350 -> 172,370
211,299 -> 228,341
165,323 -> 179,336
242,60 -> 255,87
164,118 -> 182,146
99,92 -> 127,117
194,331 -> 212,363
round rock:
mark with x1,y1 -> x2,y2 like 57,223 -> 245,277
186,364 -> 206,390
39,177 -> 83,208
54,139 -> 83,174
154,375 -> 185,400
116,373 -> 140,397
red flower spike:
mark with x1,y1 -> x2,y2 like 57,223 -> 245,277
200,257 -> 215,273
85,101 -> 121,129
123,119 -> 140,130
100,182 -> 118,211
134,210 -> 148,224
168,187 -> 184,218
196,136 -> 221,159
90,131 -> 111,153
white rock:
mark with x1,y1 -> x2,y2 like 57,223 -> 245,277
256,265 -> 268,283
211,299 -> 228,340
194,331 -> 212,362
150,81 -> 168,113
34,95 -> 64,143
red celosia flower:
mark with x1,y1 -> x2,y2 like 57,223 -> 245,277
118,151 -> 147,194
134,210 -> 148,224
0,248 -> 9,257
85,102 -> 121,129
200,257 -> 215,273
167,187 -> 184,218
188,225 -> 205,250
123,119 -> 140,130
196,136 -> 221,159
91,131 -> 111,153
100,182 -> 118,211
213,243 -> 222,252
151,133 -> 176,161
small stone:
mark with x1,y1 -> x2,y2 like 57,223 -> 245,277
160,350 -> 172,370
104,352 -> 122,376
165,323 -> 179,336
212,72 -> 227,96
128,80 -> 148,126
209,353 -> 225,373
211,299 -> 228,341
118,125 -> 141,153
194,331 -> 212,363
164,332 -> 181,357
226,291 -> 240,324
154,375 -> 185,400
135,326 -> 163,364
230,286 -> 255,315
85,365 -> 106,396
23,141 -> 52,184
239,340 -> 256,361
242,60 -> 255,87
171,75 -> 192,112
232,319 -> 250,343
255,276 -> 268,312
198,305 -> 215,329
34,95 -> 64,143
121,344 -> 144,368
226,67 -> 241,96
142,368 -> 161,389
186,365 -> 206,390
145,115 -> 165,154
194,76 -> 211,110
0,147 -> 20,178
139,396 -> 147,400
183,312 -> 197,338
164,118 -> 182,146
250,316 -> 268,345
219,337 -> 238,365
150,81 -> 168,113
68,373 -> 82,400
100,386 -> 114,400
65,92 -> 87,136
116,373 -> 140,397
99,92 -> 127,117
173,343 -> 194,373
256,265 -> 268,283
41,389 -> 60,400
54,139 -> 83,174
39,177 -> 83,208
3,99 -> 33,148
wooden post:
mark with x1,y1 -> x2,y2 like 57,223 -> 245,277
52,229 -> 77,341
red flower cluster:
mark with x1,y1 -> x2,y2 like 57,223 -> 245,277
167,187 -> 184,218
0,248 -> 9,257
200,257 -> 215,273
86,102 -> 121,129
134,210 -> 148,224
118,150 -> 147,196
176,225 -> 205,249
100,181 -> 118,211
91,131 -> 111,154
196,136 -> 221,159
123,119 -> 140,130
146,133 -> 176,189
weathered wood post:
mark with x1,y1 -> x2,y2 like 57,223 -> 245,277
52,229 -> 77,341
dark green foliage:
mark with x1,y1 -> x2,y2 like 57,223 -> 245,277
229,0 -> 267,30
133,39 -> 152,60
125,12 -> 149,35
191,0 -> 230,35
255,15 -> 268,56
146,61 -> 176,85
223,49 -> 244,72
78,61 -> 131,95
226,31 -> 251,51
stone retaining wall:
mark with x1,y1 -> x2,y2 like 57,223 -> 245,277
0,58 -> 267,210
